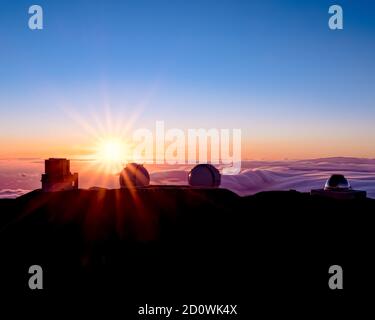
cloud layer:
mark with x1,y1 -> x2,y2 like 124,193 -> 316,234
1,157 -> 375,198
0,188 -> 31,199
150,157 -> 375,198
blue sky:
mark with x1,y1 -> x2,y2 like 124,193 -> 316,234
0,0 -> 375,159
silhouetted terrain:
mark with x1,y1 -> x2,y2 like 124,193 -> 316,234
0,188 -> 374,315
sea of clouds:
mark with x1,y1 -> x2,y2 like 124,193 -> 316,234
1,157 -> 375,199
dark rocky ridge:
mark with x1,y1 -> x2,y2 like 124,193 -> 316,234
0,187 -> 374,313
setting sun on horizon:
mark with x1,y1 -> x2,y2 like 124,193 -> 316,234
94,137 -> 131,173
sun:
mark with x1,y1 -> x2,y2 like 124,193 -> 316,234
63,105 -> 140,175
95,137 -> 129,173
99,139 -> 124,163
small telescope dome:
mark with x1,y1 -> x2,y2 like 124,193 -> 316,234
324,174 -> 351,191
119,163 -> 150,188
188,164 -> 221,187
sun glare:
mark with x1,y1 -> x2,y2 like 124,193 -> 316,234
64,105 -> 141,176
95,137 -> 128,173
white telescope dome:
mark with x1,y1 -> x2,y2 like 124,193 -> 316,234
119,163 -> 150,188
324,174 -> 351,191
188,164 -> 221,187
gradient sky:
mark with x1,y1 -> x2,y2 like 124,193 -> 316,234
0,0 -> 375,160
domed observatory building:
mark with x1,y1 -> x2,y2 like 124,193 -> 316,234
311,174 -> 366,199
324,174 -> 351,191
119,163 -> 150,188
188,164 -> 221,188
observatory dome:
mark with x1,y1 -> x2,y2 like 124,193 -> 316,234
119,163 -> 150,188
188,164 -> 221,188
324,174 -> 351,191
